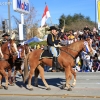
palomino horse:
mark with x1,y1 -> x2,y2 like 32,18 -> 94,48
24,38 -> 93,91
0,39 -> 18,89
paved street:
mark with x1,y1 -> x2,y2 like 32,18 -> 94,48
0,72 -> 100,100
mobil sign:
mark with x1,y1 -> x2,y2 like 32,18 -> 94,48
13,0 -> 30,14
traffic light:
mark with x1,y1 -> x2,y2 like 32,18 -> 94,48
2,21 -> 6,33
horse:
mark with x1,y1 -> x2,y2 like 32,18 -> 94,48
23,38 -> 94,91
0,39 -> 18,89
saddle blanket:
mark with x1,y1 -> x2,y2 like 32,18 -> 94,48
40,49 -> 60,59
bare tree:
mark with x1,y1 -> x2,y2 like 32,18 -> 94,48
24,6 -> 40,39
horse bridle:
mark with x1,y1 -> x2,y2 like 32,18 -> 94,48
0,43 -> 18,61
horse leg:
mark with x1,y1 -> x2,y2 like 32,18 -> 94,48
0,69 -> 8,90
0,74 -> 3,89
37,65 -> 51,90
13,70 -> 17,83
65,66 -> 72,91
8,69 -> 14,86
27,68 -> 35,90
34,68 -> 39,87
71,68 -> 76,87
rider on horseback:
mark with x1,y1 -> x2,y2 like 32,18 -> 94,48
2,32 -> 10,44
47,26 -> 61,72
0,33 -> 10,58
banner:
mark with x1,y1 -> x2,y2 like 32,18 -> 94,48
97,0 -> 100,30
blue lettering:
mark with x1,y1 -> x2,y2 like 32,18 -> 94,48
24,2 -> 27,10
17,0 -> 29,11
17,0 -> 21,9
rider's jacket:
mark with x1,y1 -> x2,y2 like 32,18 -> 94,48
47,34 -> 60,46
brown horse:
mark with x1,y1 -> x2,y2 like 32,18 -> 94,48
0,39 -> 18,89
24,39 -> 94,91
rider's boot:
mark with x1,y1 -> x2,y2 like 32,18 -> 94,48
52,57 -> 60,72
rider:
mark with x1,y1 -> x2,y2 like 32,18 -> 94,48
2,32 -> 10,44
47,26 -> 61,72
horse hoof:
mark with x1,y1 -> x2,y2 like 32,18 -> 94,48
67,88 -> 72,91
34,84 -> 38,87
9,83 -> 14,86
4,86 -> 8,90
28,88 -> 33,91
0,86 -> 3,89
46,87 -> 51,90
27,85 -> 33,91
71,85 -> 74,88
61,84 -> 66,89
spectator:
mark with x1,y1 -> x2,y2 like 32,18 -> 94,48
83,25 -> 90,33
93,27 -> 97,35
40,44 -> 44,50
97,61 -> 100,71
34,45 -> 36,49
36,43 -> 41,49
78,29 -> 83,40
68,30 -> 75,44
81,51 -> 87,72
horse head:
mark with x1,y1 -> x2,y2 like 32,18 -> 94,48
1,39 -> 18,60
24,44 -> 30,55
9,39 -> 18,56
17,45 -> 26,60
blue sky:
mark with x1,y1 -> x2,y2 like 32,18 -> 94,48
0,0 -> 97,28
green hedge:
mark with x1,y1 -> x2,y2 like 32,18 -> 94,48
29,41 -> 47,48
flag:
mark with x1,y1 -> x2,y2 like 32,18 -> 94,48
41,5 -> 51,27
98,0 -> 100,22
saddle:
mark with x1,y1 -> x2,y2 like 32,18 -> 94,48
40,47 -> 60,59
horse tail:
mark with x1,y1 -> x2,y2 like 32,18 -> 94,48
23,53 -> 30,83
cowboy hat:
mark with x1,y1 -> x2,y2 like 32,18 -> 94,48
2,33 -> 10,37
48,26 -> 58,31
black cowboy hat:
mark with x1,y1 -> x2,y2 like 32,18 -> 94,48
17,43 -> 21,47
48,26 -> 58,31
2,33 -> 10,37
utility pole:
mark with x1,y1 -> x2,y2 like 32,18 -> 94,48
95,0 -> 97,28
8,0 -> 11,34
